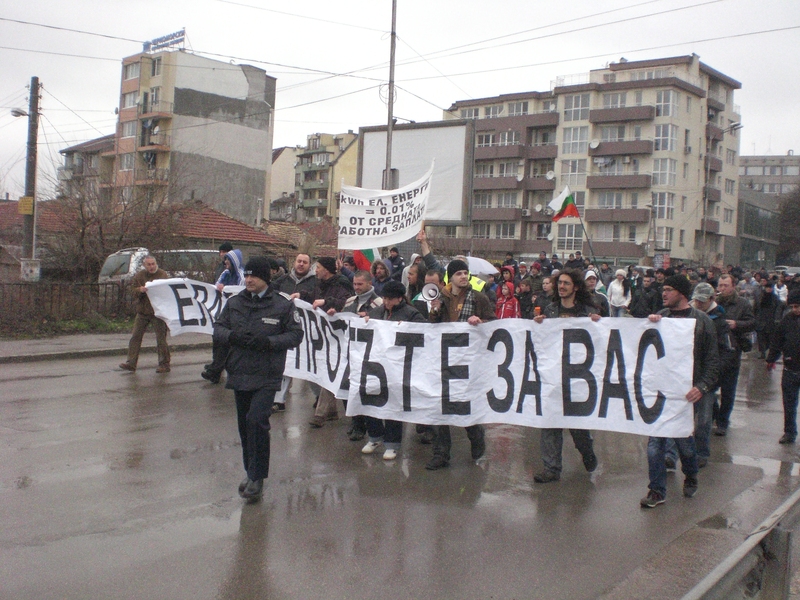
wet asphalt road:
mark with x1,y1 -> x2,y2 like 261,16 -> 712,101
1,351 -> 799,600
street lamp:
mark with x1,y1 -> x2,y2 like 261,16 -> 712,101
11,77 -> 40,282
701,121 -> 742,266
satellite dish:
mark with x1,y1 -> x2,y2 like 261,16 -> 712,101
535,204 -> 543,212
152,125 -> 160,135
516,173 -> 524,182
589,139 -> 600,149
545,171 -> 555,180
547,233 -> 555,241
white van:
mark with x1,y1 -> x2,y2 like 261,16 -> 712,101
98,248 -> 220,283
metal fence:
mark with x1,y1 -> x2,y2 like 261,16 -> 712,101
0,281 -> 136,323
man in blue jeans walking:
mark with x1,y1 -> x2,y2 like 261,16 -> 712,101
642,275 -> 719,508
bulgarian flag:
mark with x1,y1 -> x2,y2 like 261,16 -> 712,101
353,248 -> 380,271
548,185 -> 581,222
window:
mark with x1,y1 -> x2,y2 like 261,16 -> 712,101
119,153 -> 135,171
652,192 -> 675,219
121,121 -> 137,138
303,189 -> 313,200
151,57 -> 162,77
542,99 -> 557,112
474,192 -> 491,208
123,62 -> 140,80
475,162 -> 494,178
725,179 -> 736,194
631,69 -> 669,81
652,158 -> 677,186
595,223 -> 621,242
783,184 -> 797,194
461,107 -> 479,119
679,229 -> 685,247
473,223 -> 491,238
508,101 -> 528,116
633,125 -> 642,140
556,223 -> 583,251
683,163 -> 689,179
533,223 -> 551,240
767,165 -> 782,176
685,129 -> 691,146
120,187 -> 133,204
745,166 -> 763,176
726,149 -> 736,165
723,208 -> 734,223
562,126 -> 588,154
496,192 -> 518,208
564,93 -> 590,121
122,92 -> 138,109
313,152 -> 330,165
630,192 -> 639,208
477,134 -> 497,147
496,223 -> 516,239
634,90 -> 643,106
485,105 -> 503,119
561,159 -> 586,186
498,162 -> 519,178
654,124 -> 678,151
499,131 -> 520,146
601,125 -> 625,142
444,226 -> 458,238
573,191 -> 585,209
309,137 -> 320,150
786,166 -> 800,176
603,92 -> 626,108
681,196 -> 686,212
655,226 -> 673,250
597,191 -> 623,209
686,96 -> 691,113
149,87 -> 161,109
655,90 -> 677,117
628,225 -> 637,243
535,129 -> 556,145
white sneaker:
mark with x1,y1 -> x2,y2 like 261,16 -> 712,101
361,441 -> 382,454
383,448 -> 397,461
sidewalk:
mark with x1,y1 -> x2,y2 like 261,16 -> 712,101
0,332 -> 212,364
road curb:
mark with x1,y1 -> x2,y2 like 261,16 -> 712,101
0,341 -> 213,365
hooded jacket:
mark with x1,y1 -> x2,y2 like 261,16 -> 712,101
215,249 -> 245,286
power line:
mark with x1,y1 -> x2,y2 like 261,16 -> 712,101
0,16 -> 142,43
44,86 -> 108,136
213,0 -> 387,33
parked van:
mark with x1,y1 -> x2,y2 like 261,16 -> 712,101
98,248 -> 220,283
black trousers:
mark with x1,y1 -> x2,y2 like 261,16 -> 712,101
433,424 -> 484,459
205,340 -> 229,376
234,388 -> 275,481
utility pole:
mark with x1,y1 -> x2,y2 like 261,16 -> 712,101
21,76 -> 40,260
382,0 -> 397,191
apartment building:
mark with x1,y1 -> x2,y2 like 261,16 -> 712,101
441,54 -> 742,266
294,132 -> 358,222
84,47 -> 276,226
739,153 -> 800,197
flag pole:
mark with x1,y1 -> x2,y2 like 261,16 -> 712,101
576,209 -> 597,266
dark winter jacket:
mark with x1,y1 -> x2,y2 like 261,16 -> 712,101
544,300 -> 598,319
315,274 -> 355,313
214,288 -> 304,391
368,298 -> 426,323
271,269 -> 318,303
767,312 -> 800,372
717,290 -> 756,353
658,306 -> 720,393
591,291 -> 611,317
517,289 -> 535,319
703,303 -> 738,375
387,254 -> 405,282
630,285 -> 659,318
342,288 -> 383,315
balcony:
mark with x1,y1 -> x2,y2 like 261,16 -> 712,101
521,176 -> 556,191
138,100 -> 173,118
300,179 -> 329,190
524,144 -> 559,160
706,123 -> 724,142
57,166 -> 73,181
586,173 -> 652,189
588,139 -> 653,157
138,132 -> 171,151
474,144 -> 525,160
521,209 -> 552,222
704,185 -> 722,203
589,105 -> 656,124
467,238 -> 529,254
701,218 -> 720,233
590,241 -> 643,258
473,176 -> 520,191
584,207 -> 651,223
472,207 -> 521,221
134,168 -> 170,185
704,155 -> 723,172
298,162 -> 329,171
474,111 -> 559,132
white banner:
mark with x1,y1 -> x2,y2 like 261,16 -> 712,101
338,163 -> 433,249
345,317 -> 696,438
148,278 -> 243,335
147,279 -> 697,437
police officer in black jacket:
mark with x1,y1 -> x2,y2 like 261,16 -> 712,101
214,257 -> 304,502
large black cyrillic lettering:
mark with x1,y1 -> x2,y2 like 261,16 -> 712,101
635,328 -> 666,424
598,329 -> 633,420
562,329 -> 597,417
517,331 -> 542,415
169,283 -> 198,326
486,328 -> 514,413
395,332 -> 425,411
441,333 -> 470,415
356,328 -> 388,406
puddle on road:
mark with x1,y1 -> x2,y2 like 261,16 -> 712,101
729,454 -> 800,477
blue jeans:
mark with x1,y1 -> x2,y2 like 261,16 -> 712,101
610,306 -> 628,318
364,416 -> 403,450
782,369 -> 800,438
665,391 -> 715,462
648,436 -> 698,497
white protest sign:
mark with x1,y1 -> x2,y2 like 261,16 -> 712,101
338,163 -> 433,249
147,278 -> 243,335
345,317 -> 697,438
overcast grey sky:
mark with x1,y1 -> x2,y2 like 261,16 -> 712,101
1,0 -> 798,199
